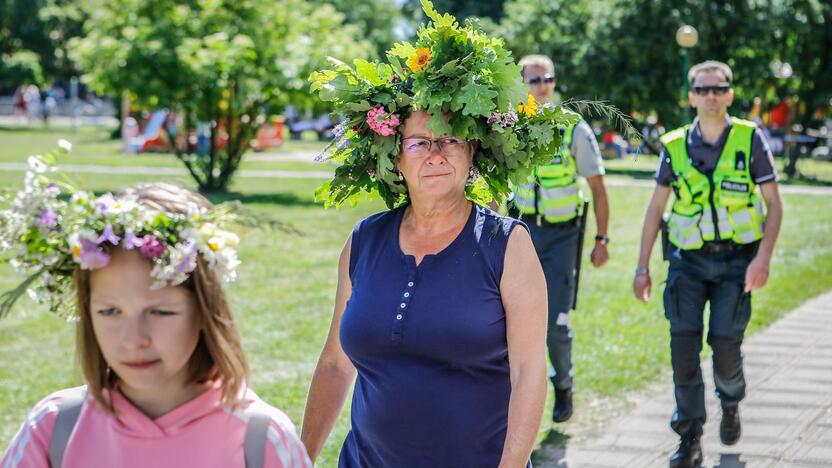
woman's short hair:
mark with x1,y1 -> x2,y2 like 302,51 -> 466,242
518,54 -> 556,79
74,183 -> 249,412
688,60 -> 733,86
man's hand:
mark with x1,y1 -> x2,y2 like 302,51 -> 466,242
590,242 -> 609,267
633,273 -> 652,302
744,255 -> 770,292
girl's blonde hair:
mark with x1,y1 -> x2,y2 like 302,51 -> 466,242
74,183 -> 249,412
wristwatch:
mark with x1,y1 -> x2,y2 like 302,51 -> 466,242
634,267 -> 650,276
594,234 -> 610,245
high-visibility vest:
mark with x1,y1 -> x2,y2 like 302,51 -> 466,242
661,117 -> 766,250
513,121 -> 582,223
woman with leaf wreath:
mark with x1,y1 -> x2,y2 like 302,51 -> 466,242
300,2 -> 580,466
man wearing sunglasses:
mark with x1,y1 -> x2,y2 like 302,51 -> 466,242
633,60 -> 783,467
511,54 -> 611,426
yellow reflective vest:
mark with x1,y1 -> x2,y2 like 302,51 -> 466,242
514,121 -> 582,223
661,117 -> 766,250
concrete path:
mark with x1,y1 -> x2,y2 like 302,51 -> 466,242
540,292 -> 832,467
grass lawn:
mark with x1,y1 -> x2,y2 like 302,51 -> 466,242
0,124 -> 331,173
1,127 -> 831,465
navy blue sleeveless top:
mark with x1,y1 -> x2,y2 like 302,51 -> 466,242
338,203 -> 529,468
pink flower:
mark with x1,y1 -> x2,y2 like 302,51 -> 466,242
139,235 -> 165,259
366,106 -> 400,136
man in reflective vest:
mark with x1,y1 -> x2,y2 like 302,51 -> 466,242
512,54 -> 611,424
633,61 -> 783,468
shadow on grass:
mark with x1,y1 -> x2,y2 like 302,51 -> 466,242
780,174 -> 832,187
0,125 -> 57,133
532,428 -> 572,467
205,191 -> 321,208
605,167 -> 656,180
0,124 -> 118,144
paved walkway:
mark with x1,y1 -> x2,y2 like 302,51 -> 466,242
541,292 -> 832,467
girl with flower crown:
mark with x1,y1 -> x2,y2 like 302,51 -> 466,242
1,173 -> 311,467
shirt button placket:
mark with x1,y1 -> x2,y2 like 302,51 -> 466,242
392,276 -> 416,343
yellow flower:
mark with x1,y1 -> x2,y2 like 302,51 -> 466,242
518,94 -> 538,118
407,48 -> 432,73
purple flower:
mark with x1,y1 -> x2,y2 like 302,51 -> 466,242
35,208 -> 58,229
332,122 -> 347,140
139,235 -> 165,259
95,225 -> 120,246
123,231 -> 144,250
94,202 -> 109,215
487,111 -> 518,128
337,138 -> 351,150
76,238 -> 111,270
175,243 -> 198,274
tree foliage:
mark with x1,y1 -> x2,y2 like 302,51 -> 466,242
309,0 -> 403,59
0,0 -> 84,89
402,0 -> 507,24
498,0 -> 832,129
70,0 -> 370,192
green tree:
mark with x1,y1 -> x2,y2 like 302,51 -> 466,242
496,0 -> 598,97
763,0 -> 832,178
0,0 -> 84,89
498,0 -> 798,128
70,0 -> 369,193
310,0 -> 403,58
402,0 -> 507,24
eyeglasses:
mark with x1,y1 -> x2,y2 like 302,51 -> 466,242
401,137 -> 467,157
692,85 -> 731,96
526,74 -> 555,85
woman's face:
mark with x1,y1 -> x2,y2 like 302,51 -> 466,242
89,248 -> 201,403
397,110 -> 473,202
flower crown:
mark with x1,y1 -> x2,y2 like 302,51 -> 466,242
311,0 -> 580,208
0,144 -> 242,318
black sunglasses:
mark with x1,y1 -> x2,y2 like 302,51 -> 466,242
692,85 -> 731,96
526,74 -> 555,85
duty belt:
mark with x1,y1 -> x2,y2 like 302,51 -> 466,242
699,240 -> 758,254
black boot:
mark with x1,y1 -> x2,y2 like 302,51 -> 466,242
720,404 -> 741,445
552,388 -> 573,423
669,431 -> 702,468
670,432 -> 702,468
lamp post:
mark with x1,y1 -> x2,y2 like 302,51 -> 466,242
676,25 -> 699,122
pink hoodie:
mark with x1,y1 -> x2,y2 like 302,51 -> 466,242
1,383 -> 312,468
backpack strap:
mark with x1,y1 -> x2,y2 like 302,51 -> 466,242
243,412 -> 272,468
47,387 -> 87,468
